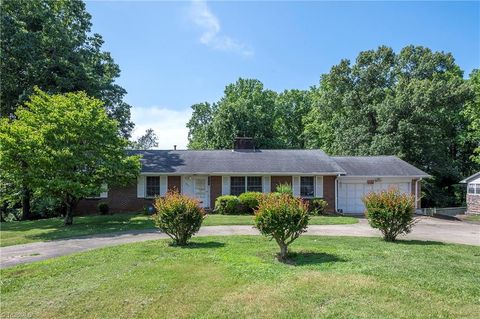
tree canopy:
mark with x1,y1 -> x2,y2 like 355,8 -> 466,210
130,128 -> 159,150
187,45 -> 480,207
0,89 -> 141,224
0,0 -> 133,137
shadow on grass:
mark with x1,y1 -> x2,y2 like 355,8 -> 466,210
179,241 -> 226,249
285,251 -> 346,266
393,239 -> 445,246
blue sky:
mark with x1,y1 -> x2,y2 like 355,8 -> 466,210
85,0 -> 479,148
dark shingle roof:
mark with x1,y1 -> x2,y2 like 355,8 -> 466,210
333,156 -> 430,177
128,149 -> 346,174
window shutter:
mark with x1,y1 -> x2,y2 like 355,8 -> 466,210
262,176 -> 271,193
222,176 -> 230,195
100,183 -> 108,198
137,175 -> 146,198
160,176 -> 167,196
293,176 -> 300,197
315,176 -> 323,198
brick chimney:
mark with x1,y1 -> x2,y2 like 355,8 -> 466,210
233,137 -> 255,151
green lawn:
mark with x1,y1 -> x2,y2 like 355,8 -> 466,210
464,214 -> 480,222
1,236 -> 478,318
0,213 -> 357,247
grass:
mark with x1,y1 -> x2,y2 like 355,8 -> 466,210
1,236 -> 478,318
0,213 -> 357,247
464,214 -> 480,222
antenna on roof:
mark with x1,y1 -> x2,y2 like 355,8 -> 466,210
173,145 -> 177,150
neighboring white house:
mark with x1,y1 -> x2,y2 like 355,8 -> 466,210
461,172 -> 480,215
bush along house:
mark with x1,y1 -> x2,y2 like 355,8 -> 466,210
76,138 -> 430,215
461,172 -> 480,215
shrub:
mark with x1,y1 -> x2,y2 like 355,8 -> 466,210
254,193 -> 309,261
362,188 -> 416,242
309,198 -> 328,215
238,192 -> 263,214
97,202 -> 109,215
275,183 -> 293,196
214,195 -> 241,215
153,191 -> 205,246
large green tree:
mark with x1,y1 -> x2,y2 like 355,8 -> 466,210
187,79 -> 311,149
0,89 -> 141,225
0,0 -> 133,137
304,45 -> 477,206
463,69 -> 480,165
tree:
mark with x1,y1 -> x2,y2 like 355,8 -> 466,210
0,89 -> 141,225
188,78 -> 278,149
131,128 -> 159,150
463,69 -> 480,164
254,193 -> 309,261
305,45 -> 477,207
0,0 -> 133,137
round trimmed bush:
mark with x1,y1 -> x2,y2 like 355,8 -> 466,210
238,192 -> 263,214
97,202 -> 109,215
214,195 -> 241,215
309,198 -> 328,215
254,193 -> 309,261
153,191 -> 205,246
363,188 -> 416,242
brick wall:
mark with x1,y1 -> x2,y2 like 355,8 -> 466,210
323,176 -> 336,213
466,194 -> 480,214
75,183 -> 152,214
271,176 -> 293,192
168,176 -> 181,193
210,176 -> 222,209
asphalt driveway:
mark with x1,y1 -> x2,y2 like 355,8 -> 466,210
1,217 -> 478,268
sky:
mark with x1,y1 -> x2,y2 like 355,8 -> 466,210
85,0 -> 480,149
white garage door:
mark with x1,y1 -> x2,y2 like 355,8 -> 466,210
337,180 -> 410,214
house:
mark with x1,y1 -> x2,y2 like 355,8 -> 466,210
460,172 -> 480,214
76,138 -> 429,215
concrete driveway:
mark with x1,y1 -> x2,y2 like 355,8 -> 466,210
1,217 -> 478,269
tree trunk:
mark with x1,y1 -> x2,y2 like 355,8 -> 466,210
278,242 -> 288,261
21,187 -> 32,220
63,197 -> 78,226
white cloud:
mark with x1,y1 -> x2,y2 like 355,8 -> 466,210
189,0 -> 253,57
131,106 -> 192,150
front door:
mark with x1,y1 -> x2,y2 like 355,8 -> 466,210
193,176 -> 209,208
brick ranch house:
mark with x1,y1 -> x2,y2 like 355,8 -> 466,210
461,172 -> 480,215
77,139 -> 429,215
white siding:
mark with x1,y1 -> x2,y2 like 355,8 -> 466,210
293,176 -> 300,197
160,176 -> 167,196
222,176 -> 230,195
262,176 -> 271,193
137,175 -> 146,198
315,176 -> 323,198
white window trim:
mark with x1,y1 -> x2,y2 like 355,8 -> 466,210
145,176 -> 167,198
229,176 -> 263,195
300,176 -> 315,198
468,183 -> 480,195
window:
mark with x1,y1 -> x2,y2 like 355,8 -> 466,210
467,183 -> 480,195
247,176 -> 262,192
230,176 -> 263,195
230,177 -> 246,196
300,176 -> 314,197
146,176 -> 160,197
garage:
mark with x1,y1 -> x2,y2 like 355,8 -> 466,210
337,178 -> 411,214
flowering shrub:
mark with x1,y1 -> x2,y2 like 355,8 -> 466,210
254,193 -> 309,260
363,188 -> 416,242
153,191 -> 205,246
